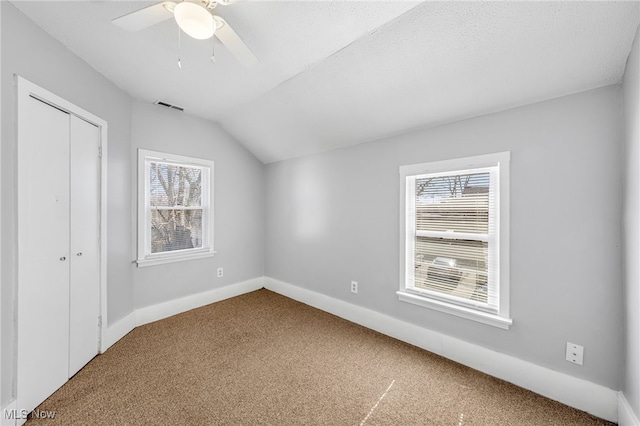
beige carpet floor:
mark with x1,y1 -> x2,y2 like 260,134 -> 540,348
26,289 -> 612,425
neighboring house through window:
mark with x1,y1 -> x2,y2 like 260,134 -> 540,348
398,152 -> 511,329
137,149 -> 215,267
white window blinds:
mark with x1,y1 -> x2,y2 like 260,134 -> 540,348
148,161 -> 206,254
405,166 -> 499,313
137,149 -> 215,267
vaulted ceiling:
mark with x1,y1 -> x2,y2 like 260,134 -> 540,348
12,1 -> 640,163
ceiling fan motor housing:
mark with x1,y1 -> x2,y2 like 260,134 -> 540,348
174,1 -> 215,40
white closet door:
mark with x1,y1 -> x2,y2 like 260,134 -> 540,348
17,96 -> 71,414
69,115 -> 101,377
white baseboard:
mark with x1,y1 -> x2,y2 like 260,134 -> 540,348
618,392 -> 640,426
6,278 -> 264,426
102,277 -> 265,353
102,311 -> 136,353
135,277 -> 264,327
264,277 -> 618,423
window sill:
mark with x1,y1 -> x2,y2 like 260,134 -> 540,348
136,251 -> 216,268
396,290 -> 512,330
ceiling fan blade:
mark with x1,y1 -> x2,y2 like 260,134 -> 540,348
214,16 -> 258,67
112,2 -> 175,32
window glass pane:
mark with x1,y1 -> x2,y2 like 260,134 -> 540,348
416,172 -> 489,234
414,236 -> 488,303
149,162 -> 202,208
138,150 -> 215,265
150,209 -> 203,253
400,154 -> 509,325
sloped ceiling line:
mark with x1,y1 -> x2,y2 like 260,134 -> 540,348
10,0 -> 640,164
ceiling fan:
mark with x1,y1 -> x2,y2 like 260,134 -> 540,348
112,0 -> 258,67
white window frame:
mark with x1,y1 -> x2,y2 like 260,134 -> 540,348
136,149 -> 215,267
398,152 -> 512,329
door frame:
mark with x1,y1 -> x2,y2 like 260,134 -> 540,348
15,76 -> 108,373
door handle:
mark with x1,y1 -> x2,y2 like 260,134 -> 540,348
60,257 -> 66,261
77,252 -> 83,257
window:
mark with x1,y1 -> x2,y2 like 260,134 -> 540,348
398,152 -> 511,329
137,149 -> 215,267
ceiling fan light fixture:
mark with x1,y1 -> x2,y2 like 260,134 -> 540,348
174,1 -> 214,40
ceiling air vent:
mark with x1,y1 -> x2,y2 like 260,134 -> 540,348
154,100 -> 185,112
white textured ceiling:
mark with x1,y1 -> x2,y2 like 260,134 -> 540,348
11,1 -> 640,163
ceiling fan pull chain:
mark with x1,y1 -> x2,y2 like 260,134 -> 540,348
211,39 -> 216,63
177,26 -> 182,69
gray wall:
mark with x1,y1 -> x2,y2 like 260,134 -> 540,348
623,25 -> 640,419
0,3 -> 267,407
1,2 -> 134,405
131,101 -> 265,309
265,85 -> 624,390
0,0 -> 3,410
0,3 -> 267,406
0,0 -> 633,412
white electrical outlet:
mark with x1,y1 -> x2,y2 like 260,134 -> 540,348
351,281 -> 358,294
217,267 -> 223,278
565,342 -> 584,365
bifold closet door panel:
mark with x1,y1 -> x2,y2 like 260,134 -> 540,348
17,96 -> 71,413
69,115 -> 101,377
